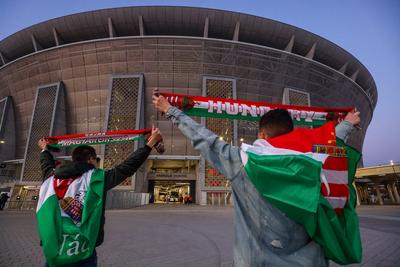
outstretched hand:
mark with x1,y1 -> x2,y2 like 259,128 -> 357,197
344,108 -> 361,126
147,126 -> 163,148
152,89 -> 171,114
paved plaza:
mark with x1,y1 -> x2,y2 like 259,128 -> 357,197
0,205 -> 399,267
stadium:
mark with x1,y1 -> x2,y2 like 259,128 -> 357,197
0,6 -> 377,207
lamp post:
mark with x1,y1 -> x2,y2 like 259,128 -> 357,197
390,160 -> 399,180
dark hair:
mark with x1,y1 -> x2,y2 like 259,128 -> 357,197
72,145 -> 97,162
259,109 -> 294,138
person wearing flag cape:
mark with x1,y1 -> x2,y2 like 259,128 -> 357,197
36,127 -> 163,267
153,91 -> 362,266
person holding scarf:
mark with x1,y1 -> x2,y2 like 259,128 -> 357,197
37,127 -> 162,267
153,91 -> 361,266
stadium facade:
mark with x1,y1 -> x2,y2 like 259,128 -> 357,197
0,6 -> 378,207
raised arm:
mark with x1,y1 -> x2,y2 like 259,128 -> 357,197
153,94 -> 243,180
38,138 -> 55,181
103,127 -> 162,191
335,109 -> 361,143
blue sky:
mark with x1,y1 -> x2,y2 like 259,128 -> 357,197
0,0 -> 399,167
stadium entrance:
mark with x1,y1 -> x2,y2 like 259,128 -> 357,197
148,180 -> 195,204
146,159 -> 197,204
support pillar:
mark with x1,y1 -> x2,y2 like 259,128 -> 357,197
374,185 -> 383,205
392,182 -> 400,204
387,184 -> 395,204
139,16 -> 145,36
200,191 -> 207,206
233,21 -> 240,41
203,17 -> 209,38
284,35 -> 295,52
355,184 -> 361,206
363,186 -> 370,204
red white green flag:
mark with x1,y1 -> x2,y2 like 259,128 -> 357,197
37,169 -> 105,266
240,122 -> 362,264
161,92 -> 352,127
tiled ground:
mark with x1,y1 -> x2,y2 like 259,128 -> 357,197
0,205 -> 399,266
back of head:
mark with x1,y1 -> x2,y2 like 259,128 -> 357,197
72,145 -> 97,162
259,109 -> 294,139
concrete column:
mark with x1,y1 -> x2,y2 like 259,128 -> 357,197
52,27 -> 64,46
284,35 -> 295,52
108,17 -> 115,38
305,43 -> 316,59
363,186 -> 370,204
350,69 -> 360,81
387,184 -> 395,203
31,34 -> 43,52
355,184 -> 361,206
200,191 -> 207,206
392,183 -> 400,203
203,17 -> 209,38
0,51 -> 8,65
339,62 -> 348,74
374,185 -> 383,205
233,21 -> 240,41
139,16 -> 145,36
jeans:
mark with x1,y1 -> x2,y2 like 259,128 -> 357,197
44,250 -> 97,267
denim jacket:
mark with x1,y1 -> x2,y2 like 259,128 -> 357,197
166,106 -> 354,267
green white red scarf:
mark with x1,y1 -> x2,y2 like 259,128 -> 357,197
47,129 -> 151,148
161,93 -> 353,127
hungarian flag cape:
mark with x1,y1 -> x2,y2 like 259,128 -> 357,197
36,169 -> 104,267
240,122 -> 362,264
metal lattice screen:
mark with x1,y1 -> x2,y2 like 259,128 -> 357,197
283,88 -> 311,129
237,120 -> 258,145
283,88 -> 310,106
205,79 -> 233,188
0,96 -> 16,163
22,85 -> 58,182
0,98 -> 6,132
103,77 -> 141,186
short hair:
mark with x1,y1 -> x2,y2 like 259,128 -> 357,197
71,145 -> 97,162
259,109 -> 294,138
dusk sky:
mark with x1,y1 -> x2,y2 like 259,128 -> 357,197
1,0 -> 399,167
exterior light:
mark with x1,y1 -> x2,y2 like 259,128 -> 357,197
219,137 -> 224,140
0,140 -> 4,144
240,138 -> 244,142
390,160 -> 394,166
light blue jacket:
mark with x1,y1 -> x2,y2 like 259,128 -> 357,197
166,106 -> 355,267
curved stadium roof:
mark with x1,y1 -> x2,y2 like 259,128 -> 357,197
0,6 -> 377,107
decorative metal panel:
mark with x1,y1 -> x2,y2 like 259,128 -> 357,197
283,88 -> 311,129
204,78 -> 234,188
0,96 -> 16,162
103,76 -> 143,186
282,88 -> 310,106
237,120 -> 258,146
0,98 -> 6,132
21,83 -> 65,182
